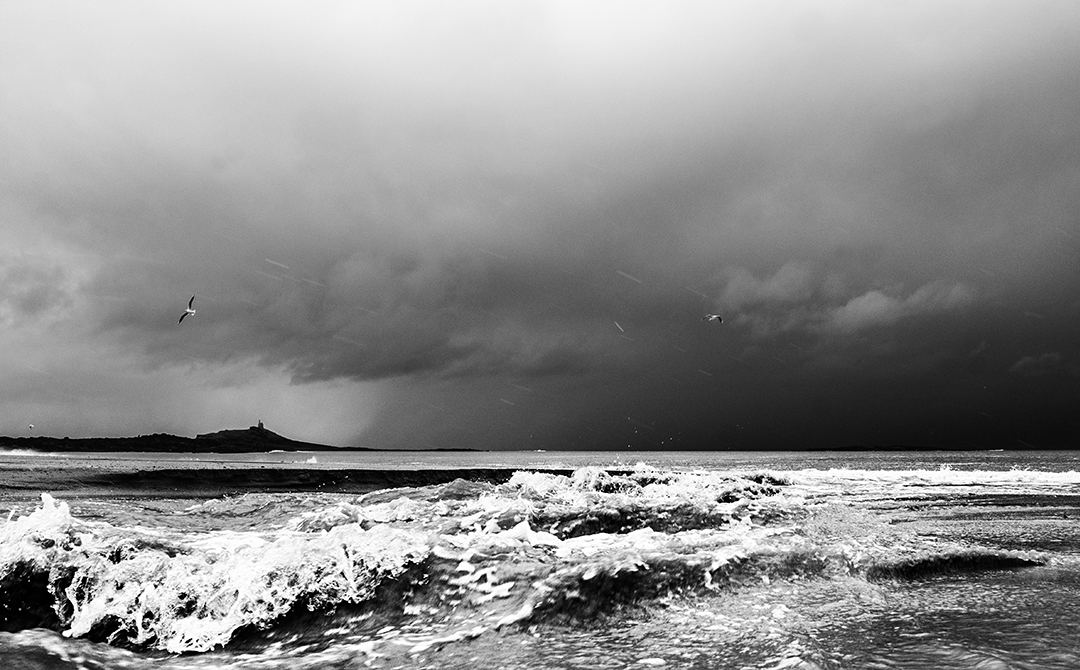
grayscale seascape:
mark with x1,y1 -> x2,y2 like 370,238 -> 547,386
3,1 -> 1079,669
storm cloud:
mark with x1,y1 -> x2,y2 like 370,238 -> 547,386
2,0 -> 1078,448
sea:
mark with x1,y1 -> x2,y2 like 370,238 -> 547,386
1,449 -> 1079,670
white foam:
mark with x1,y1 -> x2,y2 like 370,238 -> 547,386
2,494 -> 432,653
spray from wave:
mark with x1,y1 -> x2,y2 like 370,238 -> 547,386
0,465 -> 1050,661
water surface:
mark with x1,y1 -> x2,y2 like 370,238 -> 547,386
2,450 -> 1078,669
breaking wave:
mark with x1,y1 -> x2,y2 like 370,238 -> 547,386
0,466 -> 1051,657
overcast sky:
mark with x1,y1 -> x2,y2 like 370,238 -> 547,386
2,0 -> 1078,450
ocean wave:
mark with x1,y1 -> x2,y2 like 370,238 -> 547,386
0,466 -> 1052,657
0,494 -> 430,652
865,550 -> 1045,581
787,467 -> 1080,490
0,448 -> 46,457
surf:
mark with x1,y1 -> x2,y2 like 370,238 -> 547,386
2,465 -> 1060,665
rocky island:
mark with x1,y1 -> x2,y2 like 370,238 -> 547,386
0,423 -> 355,453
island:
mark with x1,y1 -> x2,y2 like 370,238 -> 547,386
0,422 -> 363,453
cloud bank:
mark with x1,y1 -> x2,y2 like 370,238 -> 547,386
2,1 -> 1079,448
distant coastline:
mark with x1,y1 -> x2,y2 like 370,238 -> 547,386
0,424 -> 474,453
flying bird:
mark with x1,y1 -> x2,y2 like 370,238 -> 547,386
178,295 -> 196,323
702,314 -> 723,323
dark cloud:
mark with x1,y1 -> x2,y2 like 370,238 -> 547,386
0,257 -> 75,324
2,0 -> 1079,447
828,281 -> 976,334
1008,352 -> 1066,377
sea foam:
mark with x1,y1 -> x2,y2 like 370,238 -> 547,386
1,493 -> 430,652
0,467 -> 1054,657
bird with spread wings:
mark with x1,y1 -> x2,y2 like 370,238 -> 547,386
178,295 -> 196,324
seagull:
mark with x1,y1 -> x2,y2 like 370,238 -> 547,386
701,314 -> 723,323
178,295 -> 196,323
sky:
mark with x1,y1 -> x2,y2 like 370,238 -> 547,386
2,0 -> 1079,450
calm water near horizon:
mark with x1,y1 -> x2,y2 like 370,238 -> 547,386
2,449 -> 1079,669
7,447 -> 1080,472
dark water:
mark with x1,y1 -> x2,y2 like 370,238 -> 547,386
1,450 -> 1078,669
